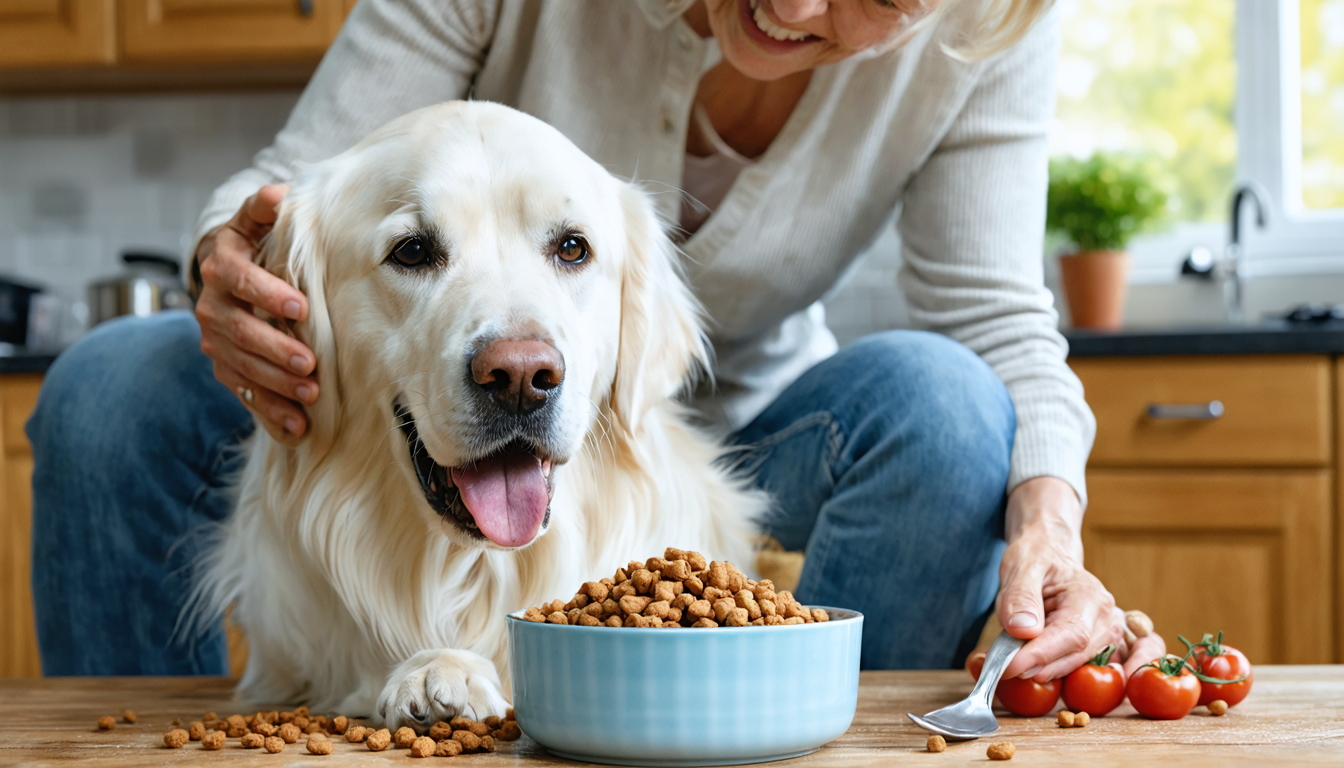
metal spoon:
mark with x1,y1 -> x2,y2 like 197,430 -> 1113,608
908,630 -> 1024,740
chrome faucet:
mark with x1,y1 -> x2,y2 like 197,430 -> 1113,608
1180,182 -> 1270,324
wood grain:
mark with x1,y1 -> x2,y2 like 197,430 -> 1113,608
0,0 -> 115,70
0,669 -> 1340,766
120,0 -> 348,65
1072,355 -> 1331,467
0,374 -> 43,678
1084,468 -> 1333,664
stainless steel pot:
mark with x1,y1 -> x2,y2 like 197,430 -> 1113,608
88,252 -> 193,326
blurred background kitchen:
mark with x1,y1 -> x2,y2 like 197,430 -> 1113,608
1,1 -> 1342,678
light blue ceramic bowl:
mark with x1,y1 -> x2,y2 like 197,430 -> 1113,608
507,607 -> 862,767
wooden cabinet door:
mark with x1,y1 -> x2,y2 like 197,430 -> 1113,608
0,375 -> 43,678
0,0 -> 115,69
1083,469 -> 1332,665
120,0 -> 348,64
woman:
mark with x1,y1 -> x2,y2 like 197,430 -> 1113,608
28,0 -> 1143,682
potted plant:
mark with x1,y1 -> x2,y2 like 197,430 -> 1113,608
1047,153 -> 1168,329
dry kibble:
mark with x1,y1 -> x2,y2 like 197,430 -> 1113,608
405,731 -> 432,758
294,706 -> 310,718
1058,710 -> 1075,727
1074,712 -> 1091,727
606,615 -> 623,627
97,716 -> 115,731
484,716 -> 502,729
188,721 -> 206,740
581,580 -> 610,603
164,729 -> 189,748
252,721 -> 277,737
546,611 -> 568,625
307,737 -> 333,755
121,709 -> 137,724
202,712 -> 217,722
468,721 -> 492,737
724,607 -> 750,626
436,739 -> 464,757
692,618 -> 718,628
331,715 -> 348,733
927,734 -> 946,753
494,720 -> 523,740
394,726 -> 417,747
202,731 -> 226,750
305,721 -> 324,734
452,730 -> 483,750
291,715 -> 310,730
279,711 -> 294,723
523,606 -> 546,623
505,707 -> 516,721
1208,699 -> 1229,716
241,732 -> 265,749
1125,610 -> 1154,638
430,721 -> 454,740
480,735 -> 496,752
345,725 -> 368,742
987,741 -> 1015,760
811,608 -> 830,623
278,723 -> 301,743
366,727 -> 392,751
264,735 -> 285,753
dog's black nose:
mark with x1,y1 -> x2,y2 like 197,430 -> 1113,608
471,339 -> 565,414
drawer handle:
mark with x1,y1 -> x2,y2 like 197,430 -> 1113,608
1146,401 -> 1224,420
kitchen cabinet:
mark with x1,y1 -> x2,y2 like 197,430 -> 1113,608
0,0 -> 116,69
1071,354 -> 1337,664
0,0 -> 358,93
0,375 -> 42,678
120,0 -> 349,65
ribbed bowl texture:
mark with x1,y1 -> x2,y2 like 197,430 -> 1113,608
507,607 -> 863,767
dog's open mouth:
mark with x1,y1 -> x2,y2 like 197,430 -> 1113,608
394,402 -> 553,548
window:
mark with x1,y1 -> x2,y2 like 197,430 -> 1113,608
1052,0 -> 1344,283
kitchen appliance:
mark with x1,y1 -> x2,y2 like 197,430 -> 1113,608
0,278 -> 42,346
88,252 -> 192,326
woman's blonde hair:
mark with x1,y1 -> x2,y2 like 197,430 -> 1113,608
960,0 -> 1056,58
882,0 -> 1056,61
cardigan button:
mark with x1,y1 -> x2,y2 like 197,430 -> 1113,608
662,116 -> 677,134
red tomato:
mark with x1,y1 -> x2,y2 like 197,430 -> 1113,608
966,651 -> 1063,717
1126,659 -> 1201,720
1062,644 -> 1126,716
1188,633 -> 1253,707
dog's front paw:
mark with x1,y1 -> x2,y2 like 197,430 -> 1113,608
376,649 -> 509,729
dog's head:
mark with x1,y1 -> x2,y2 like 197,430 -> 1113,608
259,101 -> 706,550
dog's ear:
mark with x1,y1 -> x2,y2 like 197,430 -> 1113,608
256,183 -> 341,445
609,183 -> 710,434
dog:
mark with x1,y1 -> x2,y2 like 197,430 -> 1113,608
191,101 -> 767,728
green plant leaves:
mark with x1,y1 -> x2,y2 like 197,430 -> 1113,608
1046,153 -> 1171,251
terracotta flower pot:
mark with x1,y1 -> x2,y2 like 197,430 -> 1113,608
1058,250 -> 1130,330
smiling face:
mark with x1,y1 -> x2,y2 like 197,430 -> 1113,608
702,0 -> 943,80
270,103 -> 696,551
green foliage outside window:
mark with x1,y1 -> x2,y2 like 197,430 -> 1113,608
1046,153 -> 1170,252
1300,0 -> 1344,209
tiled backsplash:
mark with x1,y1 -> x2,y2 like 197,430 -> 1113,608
0,91 -> 910,349
0,92 -> 301,314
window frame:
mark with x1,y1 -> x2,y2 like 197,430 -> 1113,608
1126,0 -> 1344,284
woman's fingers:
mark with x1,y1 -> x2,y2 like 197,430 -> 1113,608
196,290 -> 317,388
212,362 -> 306,447
201,233 -> 309,326
1122,634 -> 1168,679
227,184 -> 291,244
1001,565 -> 1119,681
996,543 -> 1049,641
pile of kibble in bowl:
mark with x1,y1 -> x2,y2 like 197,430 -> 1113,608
522,548 -> 829,628
149,707 -> 519,757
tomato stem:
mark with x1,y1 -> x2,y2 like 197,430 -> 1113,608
1088,643 -> 1116,667
1172,632 -> 1248,685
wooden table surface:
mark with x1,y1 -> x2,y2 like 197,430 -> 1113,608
2,667 -> 1341,767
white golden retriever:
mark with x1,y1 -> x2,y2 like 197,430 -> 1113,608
193,101 -> 766,728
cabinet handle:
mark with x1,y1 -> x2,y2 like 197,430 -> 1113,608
1145,401 -> 1224,420
299,0 -> 314,15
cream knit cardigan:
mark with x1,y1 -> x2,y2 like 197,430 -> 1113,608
194,0 -> 1096,505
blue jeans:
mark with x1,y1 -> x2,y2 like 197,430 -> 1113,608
28,311 -> 1014,674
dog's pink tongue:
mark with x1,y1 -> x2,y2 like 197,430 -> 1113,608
450,454 -> 548,548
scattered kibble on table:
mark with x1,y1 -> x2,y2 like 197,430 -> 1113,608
1058,710 -> 1075,727
121,709 -> 137,724
409,736 -> 436,758
163,729 -> 189,748
96,716 -> 115,731
987,741 -> 1016,760
307,737 -> 334,755
927,733 -> 946,752
1209,699 -> 1229,716
1075,711 -> 1091,726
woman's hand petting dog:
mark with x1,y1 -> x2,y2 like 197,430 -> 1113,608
376,649 -> 511,729
195,184 -> 318,444
997,477 -> 1127,683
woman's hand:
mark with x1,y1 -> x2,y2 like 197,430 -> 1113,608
194,185 -> 317,446
997,476 -> 1126,683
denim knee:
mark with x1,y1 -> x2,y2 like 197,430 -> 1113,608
836,331 -> 1016,509
27,311 -> 240,480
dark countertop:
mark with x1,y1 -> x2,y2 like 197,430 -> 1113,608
1065,320 -> 1344,357
0,351 -> 59,374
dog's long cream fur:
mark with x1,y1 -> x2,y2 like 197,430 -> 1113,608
193,102 -> 766,725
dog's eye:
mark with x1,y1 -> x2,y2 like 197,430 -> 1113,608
389,237 -> 427,268
557,236 -> 588,264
